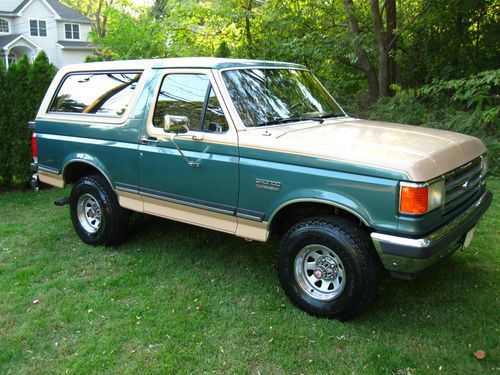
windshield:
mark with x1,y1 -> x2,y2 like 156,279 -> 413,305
222,68 -> 344,127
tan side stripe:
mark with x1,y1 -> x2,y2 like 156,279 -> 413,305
38,170 -> 65,188
116,190 -> 269,242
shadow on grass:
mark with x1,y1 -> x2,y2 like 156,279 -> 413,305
104,213 -> 497,332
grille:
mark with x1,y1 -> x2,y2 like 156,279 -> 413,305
443,157 -> 483,214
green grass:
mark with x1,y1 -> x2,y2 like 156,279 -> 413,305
1,181 -> 499,374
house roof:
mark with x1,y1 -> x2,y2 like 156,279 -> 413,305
0,0 -> 92,23
0,0 -> 30,15
0,34 -> 22,48
45,0 -> 93,23
0,33 -> 41,50
57,40 -> 95,50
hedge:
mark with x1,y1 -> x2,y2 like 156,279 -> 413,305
0,52 -> 56,189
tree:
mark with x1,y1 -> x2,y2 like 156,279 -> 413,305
85,0 -> 499,107
0,53 -> 56,188
61,0 -> 132,37
0,59 -> 6,186
91,8 -> 169,59
343,0 -> 400,100
28,51 -> 57,116
2,56 -> 31,186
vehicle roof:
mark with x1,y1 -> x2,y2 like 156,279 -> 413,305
58,57 -> 307,73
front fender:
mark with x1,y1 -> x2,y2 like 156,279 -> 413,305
268,188 -> 372,226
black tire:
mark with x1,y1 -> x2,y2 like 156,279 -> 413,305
69,174 -> 129,246
277,216 -> 381,320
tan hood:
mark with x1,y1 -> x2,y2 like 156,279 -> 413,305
238,118 -> 486,181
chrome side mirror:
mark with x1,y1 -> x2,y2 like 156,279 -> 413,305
164,115 -> 189,134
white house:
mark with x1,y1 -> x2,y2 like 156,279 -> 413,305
0,0 -> 95,69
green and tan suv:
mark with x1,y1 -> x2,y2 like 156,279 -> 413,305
30,58 -> 492,319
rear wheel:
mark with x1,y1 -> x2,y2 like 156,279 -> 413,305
277,216 -> 381,320
70,175 -> 129,245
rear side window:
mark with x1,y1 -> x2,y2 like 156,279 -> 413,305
49,72 -> 142,117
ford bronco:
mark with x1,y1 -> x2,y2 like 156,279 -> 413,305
30,58 -> 492,319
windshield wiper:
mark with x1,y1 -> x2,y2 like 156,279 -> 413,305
256,117 -> 324,127
319,112 -> 346,118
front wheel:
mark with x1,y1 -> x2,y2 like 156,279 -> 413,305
70,175 -> 129,246
277,216 -> 381,320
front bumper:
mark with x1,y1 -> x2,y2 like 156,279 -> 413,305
371,190 -> 492,278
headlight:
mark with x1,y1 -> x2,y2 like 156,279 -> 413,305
428,178 -> 445,211
399,178 -> 445,215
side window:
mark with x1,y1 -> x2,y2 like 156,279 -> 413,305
152,73 -> 228,133
153,74 -> 209,130
49,72 -> 142,117
202,88 -> 229,132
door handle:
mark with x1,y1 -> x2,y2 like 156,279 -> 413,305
141,136 -> 158,145
192,134 -> 205,141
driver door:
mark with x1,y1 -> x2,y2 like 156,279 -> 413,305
138,69 -> 239,233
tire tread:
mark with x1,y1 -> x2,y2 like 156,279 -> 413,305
277,216 -> 381,320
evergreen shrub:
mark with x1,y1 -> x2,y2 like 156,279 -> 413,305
0,52 -> 56,189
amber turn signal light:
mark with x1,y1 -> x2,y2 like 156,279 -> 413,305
400,185 -> 429,214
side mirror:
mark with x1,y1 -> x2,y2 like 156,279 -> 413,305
164,115 -> 189,134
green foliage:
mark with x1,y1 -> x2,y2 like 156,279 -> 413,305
90,8 -> 169,60
368,70 -> 500,176
417,70 -> 500,123
398,0 -> 499,86
84,55 -> 104,63
0,53 -> 56,189
0,61 -> 5,186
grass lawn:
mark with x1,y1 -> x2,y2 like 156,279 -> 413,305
0,179 -> 499,374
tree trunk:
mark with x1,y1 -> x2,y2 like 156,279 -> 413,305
386,0 -> 397,91
371,0 -> 390,97
153,0 -> 168,18
244,0 -> 255,58
344,0 -> 379,101
95,0 -> 104,37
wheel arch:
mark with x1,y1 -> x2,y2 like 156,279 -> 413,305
63,158 -> 114,189
268,198 -> 371,236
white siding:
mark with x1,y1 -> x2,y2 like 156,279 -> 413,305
59,49 -> 91,65
12,0 -> 61,65
1,0 -> 24,13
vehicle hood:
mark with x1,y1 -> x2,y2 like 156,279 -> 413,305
238,118 -> 486,181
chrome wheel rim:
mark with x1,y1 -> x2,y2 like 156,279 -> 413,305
294,244 -> 346,301
77,193 -> 102,233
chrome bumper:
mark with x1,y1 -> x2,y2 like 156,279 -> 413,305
371,190 -> 492,278
30,173 -> 39,191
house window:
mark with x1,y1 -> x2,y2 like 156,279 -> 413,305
65,24 -> 80,40
30,20 -> 47,37
0,19 -> 9,33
